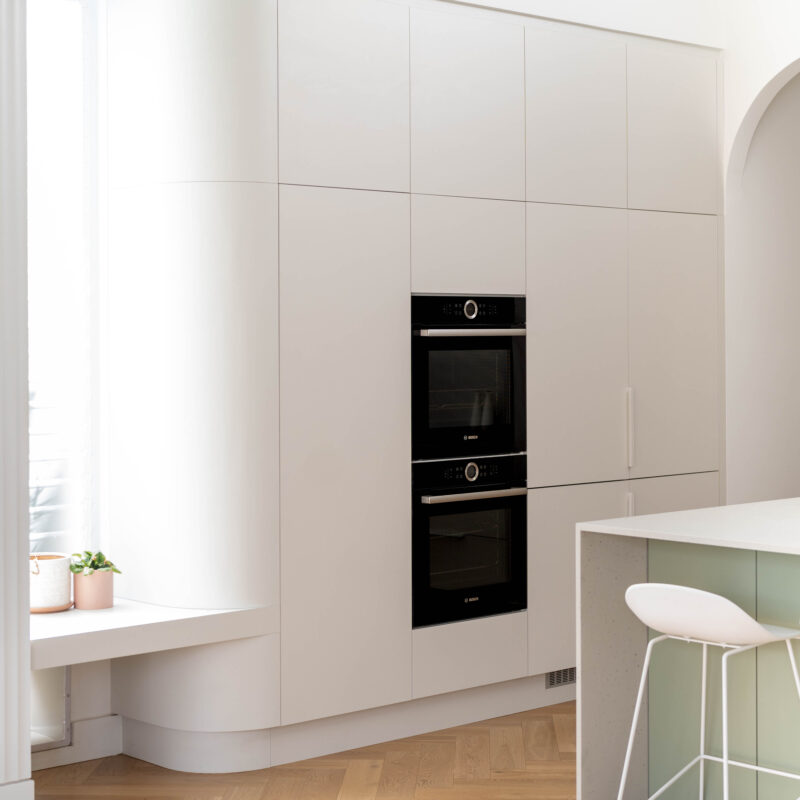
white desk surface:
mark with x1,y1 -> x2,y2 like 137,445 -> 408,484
30,598 -> 280,670
579,495 -> 800,555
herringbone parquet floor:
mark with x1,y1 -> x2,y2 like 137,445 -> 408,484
33,700 -> 576,800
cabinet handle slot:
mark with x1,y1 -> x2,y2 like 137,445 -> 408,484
626,387 -> 635,469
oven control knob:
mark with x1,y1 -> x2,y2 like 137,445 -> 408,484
464,462 -> 479,482
463,299 -> 479,320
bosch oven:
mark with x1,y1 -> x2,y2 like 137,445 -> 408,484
412,296 -> 526,460
412,454 -> 527,628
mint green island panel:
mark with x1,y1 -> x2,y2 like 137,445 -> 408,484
755,552 -> 800,799
648,540 -> 757,800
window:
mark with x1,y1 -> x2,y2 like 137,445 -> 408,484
27,0 -> 105,555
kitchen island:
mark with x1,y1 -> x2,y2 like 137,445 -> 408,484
577,497 -> 800,800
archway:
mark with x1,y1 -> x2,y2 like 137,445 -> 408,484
725,59 -> 800,503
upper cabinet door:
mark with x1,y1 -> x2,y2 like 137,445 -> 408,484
526,29 -> 627,208
629,211 -> 719,479
527,203 -> 628,487
279,185 -> 412,725
410,8 -> 524,200
279,0 -> 409,192
411,195 -> 525,295
627,45 -> 719,214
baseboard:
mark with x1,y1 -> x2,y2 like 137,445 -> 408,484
0,780 -> 34,800
122,719 -> 270,774
270,673 -> 576,766
30,675 -> 575,774
31,716 -> 122,771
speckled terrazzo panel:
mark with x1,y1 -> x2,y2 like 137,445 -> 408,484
578,531 -> 647,800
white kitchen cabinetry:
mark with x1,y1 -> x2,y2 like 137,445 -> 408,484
528,481 -> 628,677
412,613 -> 528,699
527,203 -> 628,487
279,185 -> 412,725
528,472 -> 719,677
627,44 -> 718,214
628,211 -> 719,480
526,29 -> 627,208
410,7 -> 524,200
631,471 -> 720,516
278,0 -> 409,192
411,195 -> 525,295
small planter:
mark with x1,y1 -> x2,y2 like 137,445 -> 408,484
30,553 -> 72,613
70,551 -> 120,610
73,569 -> 114,610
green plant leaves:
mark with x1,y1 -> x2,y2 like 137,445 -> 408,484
70,550 -> 122,575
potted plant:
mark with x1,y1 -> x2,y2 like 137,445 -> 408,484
30,552 -> 73,613
70,551 -> 121,610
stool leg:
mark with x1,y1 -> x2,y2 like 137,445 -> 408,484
722,648 -> 732,800
699,642 -> 707,800
720,644 -> 757,800
786,639 -> 800,701
617,635 -> 667,800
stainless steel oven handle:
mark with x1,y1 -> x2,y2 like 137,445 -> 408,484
417,328 -> 526,338
421,487 -> 528,505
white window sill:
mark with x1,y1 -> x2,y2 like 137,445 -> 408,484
30,598 -> 280,670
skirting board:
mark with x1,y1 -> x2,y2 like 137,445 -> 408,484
270,672 -> 575,767
122,719 -> 271,774
35,674 -> 575,773
31,716 -> 122,771
128,674 -> 574,773
0,781 -> 34,800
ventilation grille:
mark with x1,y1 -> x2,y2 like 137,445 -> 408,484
546,667 -> 576,689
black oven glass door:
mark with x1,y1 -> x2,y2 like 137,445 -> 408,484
413,490 -> 527,628
413,334 -> 525,459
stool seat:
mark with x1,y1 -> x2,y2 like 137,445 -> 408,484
625,582 -> 800,646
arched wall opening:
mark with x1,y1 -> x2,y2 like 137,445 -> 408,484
725,60 -> 800,503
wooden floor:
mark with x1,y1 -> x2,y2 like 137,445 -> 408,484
33,700 -> 576,800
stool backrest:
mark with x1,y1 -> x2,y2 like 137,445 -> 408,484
625,583 -> 779,645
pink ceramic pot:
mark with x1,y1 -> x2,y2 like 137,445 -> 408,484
73,570 -> 114,610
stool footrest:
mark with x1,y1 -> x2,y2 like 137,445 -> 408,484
648,755 -> 702,800
648,753 -> 800,800
703,754 -> 800,783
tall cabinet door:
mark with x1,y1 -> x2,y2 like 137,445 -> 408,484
527,203 -> 628,487
629,211 -> 719,480
528,481 -> 628,676
410,7 -> 524,200
279,185 -> 412,725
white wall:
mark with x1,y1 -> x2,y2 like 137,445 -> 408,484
451,0 -> 724,47
723,0 -> 800,166
725,73 -> 800,503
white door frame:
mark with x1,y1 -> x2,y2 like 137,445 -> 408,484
0,0 -> 32,797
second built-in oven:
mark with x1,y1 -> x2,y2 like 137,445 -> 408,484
412,295 -> 526,460
412,454 -> 527,628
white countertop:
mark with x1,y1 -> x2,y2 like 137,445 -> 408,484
30,598 -> 280,670
578,496 -> 800,555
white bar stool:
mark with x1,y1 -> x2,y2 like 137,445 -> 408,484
617,582 -> 800,800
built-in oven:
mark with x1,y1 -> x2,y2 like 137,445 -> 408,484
412,454 -> 527,628
412,295 -> 526,460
